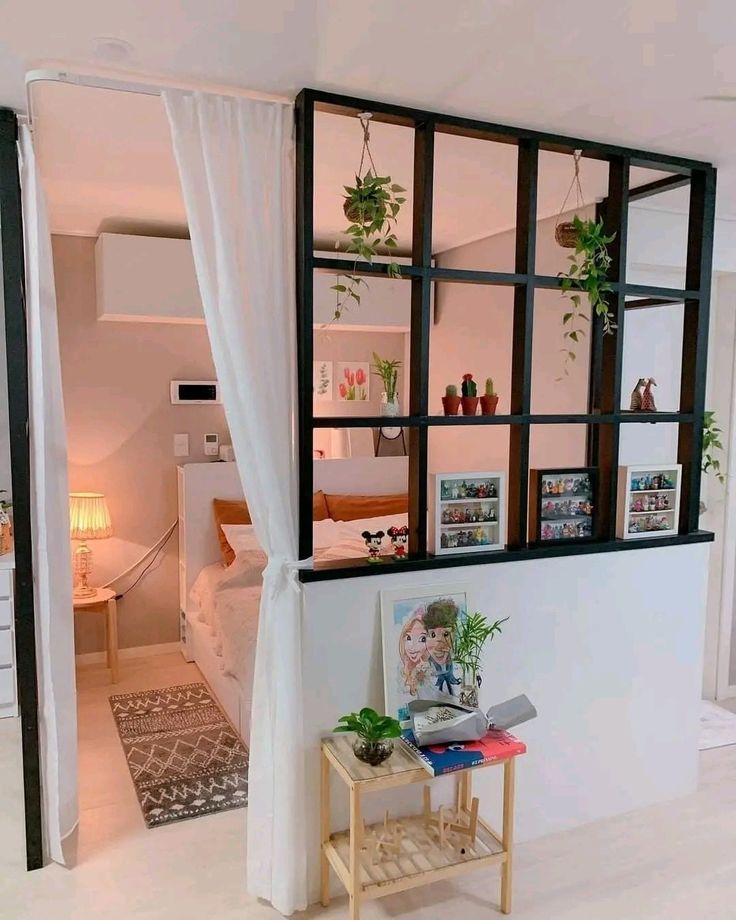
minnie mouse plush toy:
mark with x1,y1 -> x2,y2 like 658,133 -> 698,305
387,524 -> 409,559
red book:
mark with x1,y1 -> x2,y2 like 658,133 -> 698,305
401,729 -> 526,777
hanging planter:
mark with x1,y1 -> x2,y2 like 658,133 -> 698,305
555,152 -> 616,377
331,113 -> 407,321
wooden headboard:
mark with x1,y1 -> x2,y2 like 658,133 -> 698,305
177,457 -> 409,611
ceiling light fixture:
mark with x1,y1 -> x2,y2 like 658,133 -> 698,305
92,37 -> 135,64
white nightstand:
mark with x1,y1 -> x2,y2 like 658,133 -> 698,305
73,587 -> 119,683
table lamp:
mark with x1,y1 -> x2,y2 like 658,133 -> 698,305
69,492 -> 113,598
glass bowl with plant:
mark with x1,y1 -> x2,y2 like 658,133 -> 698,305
334,707 -> 402,766
453,612 -> 508,709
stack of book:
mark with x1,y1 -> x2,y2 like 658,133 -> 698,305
401,728 -> 526,776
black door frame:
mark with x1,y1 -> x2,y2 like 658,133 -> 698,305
0,107 -> 44,870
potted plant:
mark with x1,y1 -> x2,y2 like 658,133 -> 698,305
461,374 -> 479,416
702,410 -> 726,485
480,377 -> 499,416
330,114 -> 406,321
453,613 -> 508,708
441,384 -> 461,416
334,707 -> 402,766
372,352 -> 402,417
558,215 -> 616,375
0,492 -> 11,556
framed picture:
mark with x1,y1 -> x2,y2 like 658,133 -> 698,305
380,583 -> 470,723
617,463 -> 681,539
429,471 -> 506,555
313,360 -> 333,401
336,361 -> 370,401
529,467 -> 597,544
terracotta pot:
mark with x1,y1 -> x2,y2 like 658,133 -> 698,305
441,395 -> 461,416
480,394 -> 499,416
461,396 -> 479,416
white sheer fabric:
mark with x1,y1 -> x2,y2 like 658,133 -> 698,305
164,91 -> 307,915
19,124 -> 78,864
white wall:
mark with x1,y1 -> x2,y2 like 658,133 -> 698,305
303,542 -> 709,902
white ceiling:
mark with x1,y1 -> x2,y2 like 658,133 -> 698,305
6,0 -> 736,240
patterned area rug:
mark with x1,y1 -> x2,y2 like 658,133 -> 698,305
110,682 -> 248,827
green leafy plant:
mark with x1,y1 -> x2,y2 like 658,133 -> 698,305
333,707 -> 402,743
485,377 -> 495,396
702,410 -> 726,484
445,384 -> 458,397
461,374 -> 477,397
453,613 -> 508,685
372,352 -> 401,403
558,215 -> 616,376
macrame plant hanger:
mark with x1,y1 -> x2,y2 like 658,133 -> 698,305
555,149 -> 585,248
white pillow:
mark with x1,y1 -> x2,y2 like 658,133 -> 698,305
337,513 -> 408,541
221,523 -> 261,556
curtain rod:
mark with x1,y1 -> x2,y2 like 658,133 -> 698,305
25,67 -> 292,125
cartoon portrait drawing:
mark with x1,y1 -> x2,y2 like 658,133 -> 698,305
381,586 -> 469,723
398,612 -> 430,696
423,598 -> 462,696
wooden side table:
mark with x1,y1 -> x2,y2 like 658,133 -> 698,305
320,734 -> 521,918
73,587 -> 119,683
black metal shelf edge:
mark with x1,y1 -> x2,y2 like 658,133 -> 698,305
299,530 -> 714,582
312,412 -> 693,428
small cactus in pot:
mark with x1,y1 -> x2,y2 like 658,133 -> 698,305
480,376 -> 499,416
441,383 -> 461,416
461,374 -> 479,416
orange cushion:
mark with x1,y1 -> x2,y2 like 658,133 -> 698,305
324,493 -> 408,522
213,492 -> 330,565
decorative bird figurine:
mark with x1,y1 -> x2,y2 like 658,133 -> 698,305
641,377 -> 657,412
630,378 -> 646,411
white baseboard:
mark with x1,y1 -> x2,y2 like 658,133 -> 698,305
76,641 -> 181,667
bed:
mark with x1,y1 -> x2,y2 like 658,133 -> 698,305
177,457 -> 409,743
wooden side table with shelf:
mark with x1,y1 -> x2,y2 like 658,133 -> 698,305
320,734 -> 522,918
73,587 -> 119,683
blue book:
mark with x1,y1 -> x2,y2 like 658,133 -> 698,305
401,728 -> 526,777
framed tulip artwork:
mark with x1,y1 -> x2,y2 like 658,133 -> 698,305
336,361 -> 370,401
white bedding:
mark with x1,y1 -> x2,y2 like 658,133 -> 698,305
189,514 -> 408,690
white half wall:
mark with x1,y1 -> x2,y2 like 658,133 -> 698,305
302,542 -> 709,902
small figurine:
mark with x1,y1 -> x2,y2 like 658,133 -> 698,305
361,530 -> 385,563
630,377 -> 646,410
641,377 -> 657,412
387,525 -> 409,559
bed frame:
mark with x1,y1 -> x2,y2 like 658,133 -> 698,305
177,457 -> 409,740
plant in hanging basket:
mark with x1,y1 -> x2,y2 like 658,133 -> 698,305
558,215 -> 616,377
555,220 -> 578,248
331,115 -> 406,321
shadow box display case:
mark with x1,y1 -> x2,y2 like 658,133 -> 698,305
430,472 -> 506,555
617,464 -> 682,540
529,468 -> 596,544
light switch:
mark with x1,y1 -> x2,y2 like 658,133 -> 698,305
174,433 -> 189,457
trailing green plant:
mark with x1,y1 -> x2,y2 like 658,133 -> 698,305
485,377 -> 495,397
558,215 -> 616,376
702,410 -> 726,484
445,384 -> 458,397
371,352 -> 401,403
453,613 -> 508,684
461,374 -> 477,397
333,707 -> 402,744
331,115 -> 406,320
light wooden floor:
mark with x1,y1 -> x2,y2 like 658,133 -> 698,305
2,654 -> 736,919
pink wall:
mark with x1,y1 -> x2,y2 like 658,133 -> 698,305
54,235 -> 230,654
429,210 -> 592,481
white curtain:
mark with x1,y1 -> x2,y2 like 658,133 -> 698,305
164,91 -> 307,915
19,124 -> 78,864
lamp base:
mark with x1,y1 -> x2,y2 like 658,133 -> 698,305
73,541 -> 97,599
73,584 -> 97,599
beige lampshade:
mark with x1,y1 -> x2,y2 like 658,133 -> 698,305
69,493 -> 113,540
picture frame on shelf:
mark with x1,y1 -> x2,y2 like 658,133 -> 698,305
617,464 -> 682,540
429,472 -> 506,555
529,467 -> 597,544
380,583 -> 470,724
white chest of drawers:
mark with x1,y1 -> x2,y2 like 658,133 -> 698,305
0,554 -> 17,719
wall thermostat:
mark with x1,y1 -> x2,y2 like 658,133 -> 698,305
170,380 -> 221,404
204,433 -> 219,456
